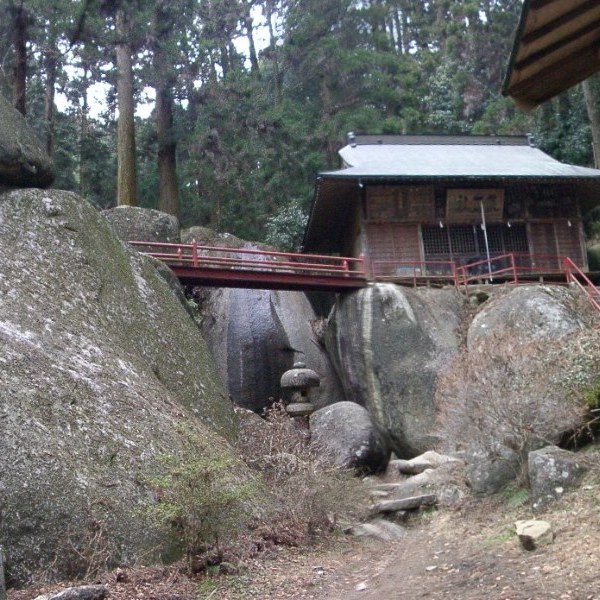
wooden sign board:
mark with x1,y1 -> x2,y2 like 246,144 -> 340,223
367,186 -> 435,222
446,189 -> 504,223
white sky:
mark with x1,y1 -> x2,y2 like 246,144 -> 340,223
55,7 -> 272,120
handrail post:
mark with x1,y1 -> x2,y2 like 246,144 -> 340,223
563,257 -> 571,283
510,253 -> 517,284
192,238 -> 198,267
359,255 -> 369,280
342,258 -> 349,277
452,261 -> 458,289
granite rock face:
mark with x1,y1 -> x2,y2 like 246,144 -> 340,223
0,93 -> 54,188
198,285 -> 345,412
0,189 -> 241,584
439,286 -> 592,494
467,285 -> 585,351
325,284 -> 464,457
116,218 -> 344,413
103,205 -> 180,244
528,446 -> 588,510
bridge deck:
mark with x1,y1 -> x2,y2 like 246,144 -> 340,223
130,241 -> 368,292
129,242 -> 600,313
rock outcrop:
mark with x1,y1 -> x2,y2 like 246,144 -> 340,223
0,93 -> 54,188
106,220 -> 344,414
437,285 -> 593,494
103,206 -> 180,243
528,446 -> 588,510
467,285 -> 585,351
0,189 -> 242,584
325,284 -> 464,457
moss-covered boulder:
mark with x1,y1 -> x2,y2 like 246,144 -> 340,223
0,93 -> 54,188
103,205 -> 180,243
325,284 -> 465,458
0,189 -> 240,585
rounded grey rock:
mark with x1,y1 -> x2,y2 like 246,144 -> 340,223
0,93 -> 54,187
310,401 -> 390,473
103,206 -> 180,243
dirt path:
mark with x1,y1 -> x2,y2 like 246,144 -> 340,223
317,496 -> 600,600
220,492 -> 600,600
8,491 -> 600,600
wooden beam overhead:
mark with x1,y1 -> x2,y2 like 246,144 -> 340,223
515,17 -> 600,71
521,0 -> 600,45
504,0 -> 600,108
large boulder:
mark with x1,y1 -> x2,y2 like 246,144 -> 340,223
0,93 -> 54,188
310,402 -> 390,473
103,206 -> 180,243
437,286 -> 593,493
467,285 -> 585,351
198,285 -> 345,412
0,189 -> 242,585
325,284 -> 464,457
528,446 -> 589,510
188,233 -> 345,413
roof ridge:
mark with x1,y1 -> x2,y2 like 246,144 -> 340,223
347,134 -> 532,147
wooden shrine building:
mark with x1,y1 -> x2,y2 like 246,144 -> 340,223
302,134 -> 600,280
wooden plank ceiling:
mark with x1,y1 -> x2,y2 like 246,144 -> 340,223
503,0 -> 600,109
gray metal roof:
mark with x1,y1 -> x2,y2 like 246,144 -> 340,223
303,135 -> 600,253
323,140 -> 600,179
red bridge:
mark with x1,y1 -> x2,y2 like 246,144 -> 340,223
129,241 -> 368,292
130,241 -> 600,314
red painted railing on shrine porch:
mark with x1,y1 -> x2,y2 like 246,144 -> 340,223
563,257 -> 600,313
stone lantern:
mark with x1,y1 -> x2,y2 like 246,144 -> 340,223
280,362 -> 320,417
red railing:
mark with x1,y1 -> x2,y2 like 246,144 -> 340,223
372,259 -> 458,287
371,253 -> 590,291
563,257 -> 600,313
129,240 -> 367,281
455,252 -> 573,288
129,242 -> 600,311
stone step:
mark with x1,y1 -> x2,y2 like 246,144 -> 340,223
371,493 -> 437,514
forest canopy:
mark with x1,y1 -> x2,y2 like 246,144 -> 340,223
1,0 -> 598,247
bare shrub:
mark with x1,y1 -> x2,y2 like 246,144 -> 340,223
236,402 -> 369,546
436,328 -> 600,470
141,428 -> 259,573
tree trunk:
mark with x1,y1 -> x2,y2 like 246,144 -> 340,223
79,64 -> 90,197
265,0 -> 281,103
44,50 -> 58,157
243,0 -> 260,76
115,8 -> 138,206
153,1 -> 180,218
155,85 -> 179,217
582,75 -> 600,168
12,0 -> 28,115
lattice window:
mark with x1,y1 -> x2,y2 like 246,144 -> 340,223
503,224 -> 529,252
477,224 -> 528,255
422,226 -> 450,256
449,225 -> 477,254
